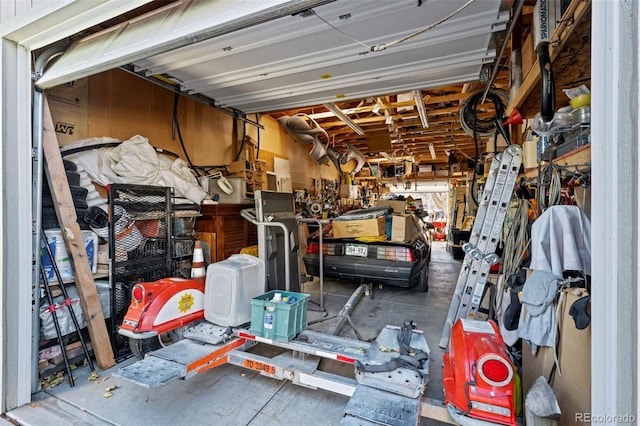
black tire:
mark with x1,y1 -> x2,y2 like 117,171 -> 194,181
41,206 -> 91,230
129,327 -> 185,360
65,170 -> 81,186
41,207 -> 60,230
63,159 -> 78,172
42,185 -> 88,208
413,265 -> 429,293
129,336 -> 162,360
70,185 -> 89,209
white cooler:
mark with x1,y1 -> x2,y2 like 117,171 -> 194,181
204,254 -> 265,327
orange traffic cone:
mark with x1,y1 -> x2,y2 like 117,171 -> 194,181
190,241 -> 206,285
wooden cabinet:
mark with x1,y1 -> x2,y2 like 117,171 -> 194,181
195,203 -> 258,263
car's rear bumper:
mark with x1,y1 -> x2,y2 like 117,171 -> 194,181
303,254 -> 421,288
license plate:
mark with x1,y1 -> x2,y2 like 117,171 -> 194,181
243,359 -> 277,375
345,244 -> 368,257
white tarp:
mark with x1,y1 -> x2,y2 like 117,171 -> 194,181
61,135 -> 207,203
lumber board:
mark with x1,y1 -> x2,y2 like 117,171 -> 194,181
41,96 -> 115,369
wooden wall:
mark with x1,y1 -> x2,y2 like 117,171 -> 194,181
48,68 -> 339,192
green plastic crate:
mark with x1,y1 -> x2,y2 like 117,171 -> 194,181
249,290 -> 310,341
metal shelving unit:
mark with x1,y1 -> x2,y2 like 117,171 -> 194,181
108,184 -> 173,361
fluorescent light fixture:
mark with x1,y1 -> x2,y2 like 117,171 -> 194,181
322,103 -> 365,135
413,89 -> 429,128
429,143 -> 436,160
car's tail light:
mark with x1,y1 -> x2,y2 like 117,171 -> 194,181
477,354 -> 513,387
374,246 -> 415,261
132,285 -> 145,303
307,242 -> 338,255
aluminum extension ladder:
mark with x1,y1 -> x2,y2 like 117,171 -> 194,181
438,144 -> 522,349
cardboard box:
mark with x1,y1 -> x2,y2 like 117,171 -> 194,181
229,169 -> 254,183
47,79 -> 90,146
252,170 -> 267,183
229,160 -> 249,174
522,288 -> 591,425
254,160 -> 267,173
332,216 -> 386,239
252,180 -> 266,191
357,168 -> 371,178
376,199 -> 406,213
339,184 -> 361,199
391,214 -> 416,242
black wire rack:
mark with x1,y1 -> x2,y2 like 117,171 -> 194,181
108,184 -> 173,361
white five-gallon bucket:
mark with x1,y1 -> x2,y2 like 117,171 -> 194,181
41,229 -> 98,281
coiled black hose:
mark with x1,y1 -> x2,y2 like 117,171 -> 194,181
459,89 -> 509,138
459,89 -> 510,206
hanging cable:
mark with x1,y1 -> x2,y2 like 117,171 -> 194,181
309,0 -> 475,52
495,198 -> 531,314
461,89 -> 510,207
370,0 -> 476,51
308,9 -> 371,50
547,167 -> 562,207
470,103 -> 481,207
501,199 -> 532,277
172,92 -> 200,177
255,113 -> 261,160
233,115 -> 246,162
459,89 -> 510,138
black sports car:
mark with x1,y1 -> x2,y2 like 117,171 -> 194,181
303,212 -> 431,292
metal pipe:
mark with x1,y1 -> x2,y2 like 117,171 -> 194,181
40,230 -> 96,374
266,222 -> 291,292
241,209 -> 291,291
31,44 -> 67,394
481,0 -> 525,103
39,262 -> 75,387
298,218 -> 330,312
326,284 -> 367,336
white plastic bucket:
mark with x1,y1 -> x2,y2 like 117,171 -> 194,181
41,229 -> 98,281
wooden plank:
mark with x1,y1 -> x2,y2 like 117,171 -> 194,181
521,144 -> 591,178
508,0 -> 592,117
41,96 -> 115,369
419,397 -> 456,424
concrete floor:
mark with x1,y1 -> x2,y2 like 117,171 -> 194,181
8,241 -> 461,426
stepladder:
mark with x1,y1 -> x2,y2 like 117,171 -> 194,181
439,144 -> 523,348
